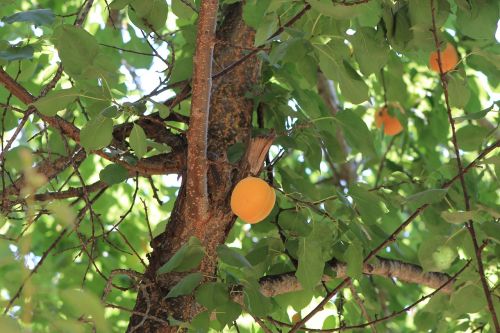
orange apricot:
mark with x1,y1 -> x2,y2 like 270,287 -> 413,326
375,107 -> 403,136
429,43 -> 459,73
230,176 -> 276,224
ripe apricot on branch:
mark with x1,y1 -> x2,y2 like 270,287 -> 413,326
375,107 -> 403,136
429,43 -> 458,73
230,176 -> 276,224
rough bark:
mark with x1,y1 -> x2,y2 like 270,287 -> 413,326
126,4 -> 260,332
185,0 -> 218,227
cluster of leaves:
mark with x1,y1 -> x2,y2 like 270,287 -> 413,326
0,0 -> 498,332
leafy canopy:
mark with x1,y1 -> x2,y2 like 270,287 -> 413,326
0,0 -> 499,332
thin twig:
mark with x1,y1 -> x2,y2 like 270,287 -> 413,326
430,0 -> 499,330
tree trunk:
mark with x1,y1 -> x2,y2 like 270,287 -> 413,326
127,4 -> 260,332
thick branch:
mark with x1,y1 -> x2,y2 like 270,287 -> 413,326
185,0 -> 218,228
233,257 -> 455,303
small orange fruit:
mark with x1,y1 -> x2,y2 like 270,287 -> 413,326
429,43 -> 458,73
375,107 -> 403,136
230,176 -> 275,224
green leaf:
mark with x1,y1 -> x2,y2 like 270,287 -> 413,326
216,301 -> 241,328
60,289 -> 110,333
345,242 -> 363,280
296,233 -> 324,290
254,15 -> 277,46
418,236 -> 456,272
242,0 -> 271,29
450,283 -> 486,313
165,272 -> 203,299
129,124 -> 148,158
349,185 -> 388,223
157,237 -> 205,274
315,42 -> 369,104
456,0 -> 498,40
216,245 -> 252,268
455,125 -> 488,151
172,0 -> 196,20
80,115 -> 114,151
350,28 -> 390,75
414,311 -> 439,331
151,101 -> 170,119
0,45 -> 34,61
278,209 -> 312,237
147,140 -> 172,154
99,164 -> 129,185
195,282 -> 229,311
454,104 -> 495,123
227,142 -> 246,164
31,88 -> 80,116
2,9 -> 55,26
101,105 -> 120,118
441,211 -> 478,224
128,0 -> 169,32
338,60 -> 370,104
109,0 -> 133,10
190,311 -> 209,333
170,57 -> 193,83
404,189 -> 448,207
308,0 -> 373,19
243,285 -> 272,317
480,221 -> 500,243
335,110 -> 376,157
52,25 -> 100,77
447,74 -> 470,109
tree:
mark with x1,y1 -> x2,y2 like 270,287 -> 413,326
0,0 -> 498,332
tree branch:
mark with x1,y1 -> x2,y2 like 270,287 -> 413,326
289,139 -> 499,332
268,258 -> 473,332
0,67 -> 186,181
430,0 -> 499,330
234,257 -> 456,303
185,0 -> 218,229
31,181 -> 107,202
